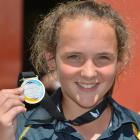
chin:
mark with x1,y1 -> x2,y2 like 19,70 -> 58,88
76,94 -> 99,109
77,101 -> 97,109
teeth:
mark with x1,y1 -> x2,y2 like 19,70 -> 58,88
78,83 -> 96,88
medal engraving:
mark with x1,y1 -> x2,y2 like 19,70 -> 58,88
21,79 -> 45,104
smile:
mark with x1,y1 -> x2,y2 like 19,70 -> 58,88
76,82 -> 99,89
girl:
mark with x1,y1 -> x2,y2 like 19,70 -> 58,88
0,1 -> 140,140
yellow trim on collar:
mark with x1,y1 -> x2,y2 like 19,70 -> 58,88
19,125 -> 32,140
132,123 -> 140,140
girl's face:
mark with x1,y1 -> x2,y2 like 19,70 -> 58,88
55,17 -> 120,109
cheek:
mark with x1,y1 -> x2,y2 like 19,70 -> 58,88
100,64 -> 117,82
56,63 -> 79,81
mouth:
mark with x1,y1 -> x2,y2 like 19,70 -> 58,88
76,82 -> 99,92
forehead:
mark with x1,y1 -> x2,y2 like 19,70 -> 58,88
57,17 -> 118,55
58,17 -> 116,38
59,16 -> 114,31
58,17 -> 116,43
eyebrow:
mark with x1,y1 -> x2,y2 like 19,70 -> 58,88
63,51 -> 117,57
97,52 -> 116,56
64,52 -> 82,55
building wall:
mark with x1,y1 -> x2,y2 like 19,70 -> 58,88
0,0 -> 22,88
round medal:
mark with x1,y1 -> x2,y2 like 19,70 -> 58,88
21,79 -> 45,104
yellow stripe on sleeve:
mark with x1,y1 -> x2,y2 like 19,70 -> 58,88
132,123 -> 140,140
19,125 -> 32,140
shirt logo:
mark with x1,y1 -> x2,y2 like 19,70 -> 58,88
89,109 -> 100,118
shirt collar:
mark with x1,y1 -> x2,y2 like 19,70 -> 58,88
100,96 -> 140,139
108,97 -> 140,131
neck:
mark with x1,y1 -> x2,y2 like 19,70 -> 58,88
61,93 -> 112,140
62,95 -> 92,120
73,105 -> 112,140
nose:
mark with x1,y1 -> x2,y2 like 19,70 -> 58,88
80,60 -> 98,79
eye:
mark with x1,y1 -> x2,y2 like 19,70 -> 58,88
66,54 -> 82,64
67,54 -> 81,60
99,55 -> 111,60
94,55 -> 113,67
64,53 -> 84,66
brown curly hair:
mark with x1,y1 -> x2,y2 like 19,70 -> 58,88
30,0 -> 130,75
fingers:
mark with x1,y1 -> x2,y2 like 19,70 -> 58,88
0,98 -> 25,114
0,87 -> 24,95
0,87 -> 24,106
0,87 -> 26,128
0,105 -> 26,127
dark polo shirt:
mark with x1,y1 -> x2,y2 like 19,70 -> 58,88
16,88 -> 140,140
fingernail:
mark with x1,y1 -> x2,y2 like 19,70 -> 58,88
21,103 -> 25,107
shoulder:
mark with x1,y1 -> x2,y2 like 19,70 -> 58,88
16,105 -> 53,139
16,107 -> 38,134
109,97 -> 140,129
121,106 -> 140,129
123,108 -> 140,139
16,104 -> 53,125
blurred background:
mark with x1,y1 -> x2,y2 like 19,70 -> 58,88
0,0 -> 140,112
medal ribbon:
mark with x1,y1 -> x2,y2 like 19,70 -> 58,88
67,97 -> 109,125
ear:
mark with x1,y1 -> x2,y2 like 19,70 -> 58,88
45,51 -> 56,71
45,51 -> 54,60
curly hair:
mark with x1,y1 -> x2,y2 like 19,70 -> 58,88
30,0 -> 130,75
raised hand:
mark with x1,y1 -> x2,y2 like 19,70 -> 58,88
0,87 -> 26,140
